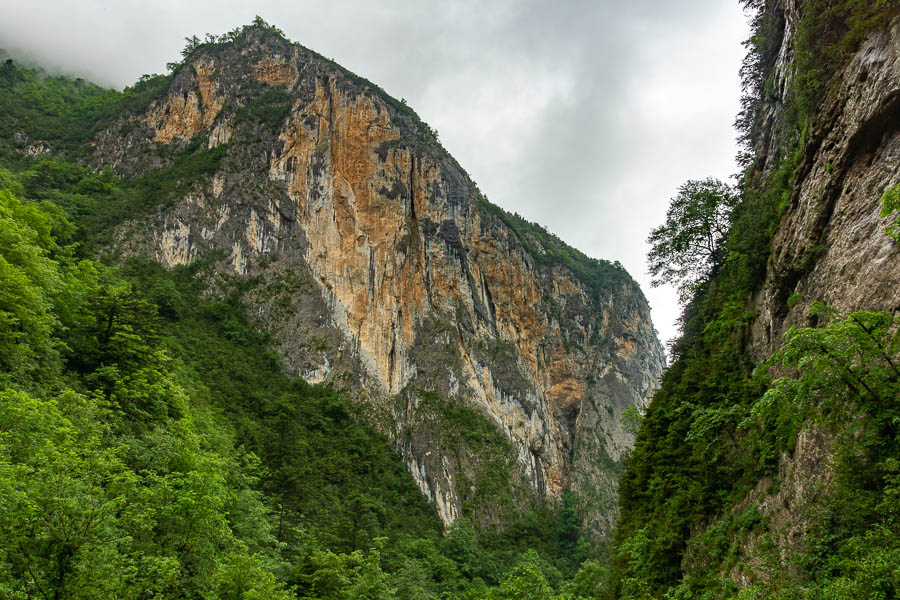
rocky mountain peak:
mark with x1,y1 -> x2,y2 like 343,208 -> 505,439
90,21 -> 665,535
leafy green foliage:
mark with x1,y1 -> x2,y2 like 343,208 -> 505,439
0,192 -> 294,599
0,188 -> 76,386
614,302 -> 900,597
486,550 -> 573,600
757,305 -> 899,432
613,57 -> 831,595
125,258 -> 442,554
647,178 -> 737,302
879,183 -> 900,242
0,60 -> 170,158
738,308 -> 900,598
0,142 -> 225,254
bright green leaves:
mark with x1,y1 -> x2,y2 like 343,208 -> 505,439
0,389 -> 134,599
615,303 -> 900,597
68,284 -> 183,424
214,547 -> 295,600
880,183 -> 900,242
0,189 -> 89,387
484,549 -> 593,600
288,538 -> 399,600
753,307 -> 900,598
759,305 -> 900,431
0,185 -> 293,599
702,306 -> 900,598
647,178 -> 738,303
0,389 -> 295,600
486,550 -> 554,600
610,528 -> 657,600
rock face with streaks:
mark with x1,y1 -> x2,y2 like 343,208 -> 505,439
747,6 -> 900,359
696,3 -> 900,587
93,27 -> 665,534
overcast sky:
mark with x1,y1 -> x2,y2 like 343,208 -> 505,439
0,0 -> 749,348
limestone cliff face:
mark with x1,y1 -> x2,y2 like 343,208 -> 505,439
703,4 -> 900,585
748,7 -> 900,358
94,29 -> 665,534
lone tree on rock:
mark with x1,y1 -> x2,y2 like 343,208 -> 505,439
647,178 -> 737,303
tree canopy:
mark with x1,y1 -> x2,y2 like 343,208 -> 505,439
647,178 -> 737,302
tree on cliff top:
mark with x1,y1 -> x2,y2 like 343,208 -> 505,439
647,178 -> 737,303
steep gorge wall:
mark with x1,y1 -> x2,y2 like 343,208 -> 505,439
609,4 -> 900,595
94,31 -> 665,534
749,5 -> 900,356
704,2 -> 899,585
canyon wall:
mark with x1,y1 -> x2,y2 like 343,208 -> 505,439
94,30 -> 665,533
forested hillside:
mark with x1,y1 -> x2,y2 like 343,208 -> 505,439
0,21 -> 620,600
0,158 -> 614,597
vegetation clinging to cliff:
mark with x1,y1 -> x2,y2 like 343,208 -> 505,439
476,195 -> 638,307
880,183 -> 900,242
792,0 -> 900,123
739,307 -> 900,598
611,1 -> 900,597
0,57 -> 170,158
0,167 -> 617,598
737,0 -> 900,165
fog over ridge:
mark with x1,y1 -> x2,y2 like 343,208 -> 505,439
0,0 -> 749,346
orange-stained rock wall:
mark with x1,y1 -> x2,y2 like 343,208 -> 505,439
99,35 -> 665,534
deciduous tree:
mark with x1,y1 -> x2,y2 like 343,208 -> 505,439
647,178 -> 737,302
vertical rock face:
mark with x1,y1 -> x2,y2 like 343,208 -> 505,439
748,7 -> 900,361
705,3 -> 900,586
96,29 -> 665,534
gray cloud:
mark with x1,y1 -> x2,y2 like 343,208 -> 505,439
0,0 -> 749,345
